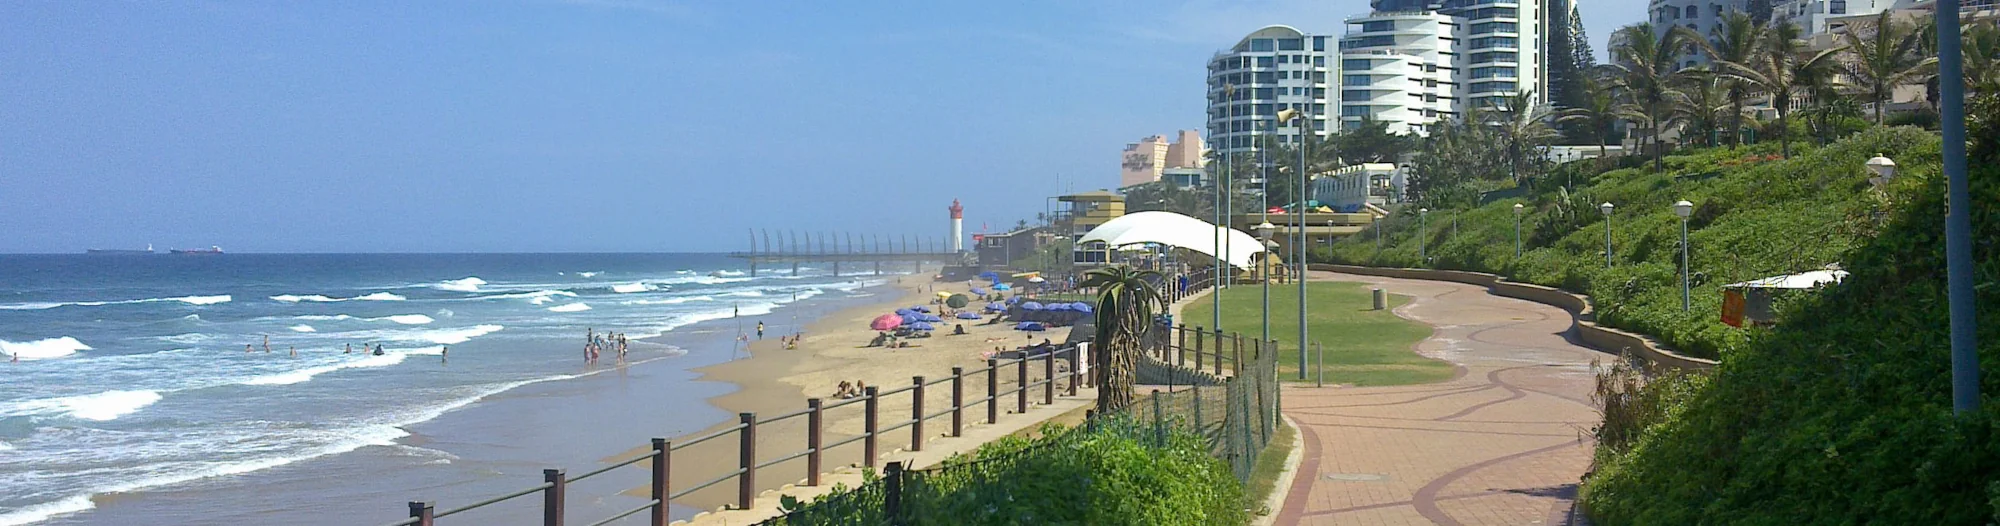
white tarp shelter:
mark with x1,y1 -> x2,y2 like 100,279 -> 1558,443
1077,211 -> 1267,270
1724,270 -> 1849,289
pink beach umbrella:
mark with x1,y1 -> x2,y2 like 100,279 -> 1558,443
870,314 -> 903,331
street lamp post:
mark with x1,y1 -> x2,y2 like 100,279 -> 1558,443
1280,108 -> 1310,381
1675,200 -> 1694,312
1418,208 -> 1428,265
1867,153 -> 1897,190
1599,202 -> 1615,267
1254,222 -> 1277,342
1512,203 -> 1524,259
1936,0 -> 1980,415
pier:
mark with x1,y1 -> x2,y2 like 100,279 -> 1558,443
727,230 -> 967,277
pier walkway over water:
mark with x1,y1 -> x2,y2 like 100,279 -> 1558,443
1276,271 -> 1600,526
727,230 -> 966,277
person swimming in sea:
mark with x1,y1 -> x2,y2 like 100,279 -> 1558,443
372,344 -> 385,356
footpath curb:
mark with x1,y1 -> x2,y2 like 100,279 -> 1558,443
1313,264 -> 1717,370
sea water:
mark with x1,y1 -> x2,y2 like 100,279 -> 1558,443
0,254 -> 886,525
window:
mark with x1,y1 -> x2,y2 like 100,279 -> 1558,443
1279,38 -> 1304,50
1471,51 -> 1516,63
1256,56 -> 1275,68
1314,56 -> 1326,67
1342,90 -> 1372,101
1343,74 -> 1372,86
1469,6 -> 1517,19
1470,36 -> 1517,49
1426,94 -> 1438,102
1255,71 -> 1276,83
1313,36 -> 1327,51
1472,66 -> 1516,78
1342,106 -> 1372,117
1361,21 -> 1394,32
1426,79 -> 1439,87
1343,59 -> 1373,71
1831,0 -> 1846,13
1685,5 -> 1698,18
1470,81 -> 1516,93
1254,87 -> 1275,99
1250,38 -> 1275,52
1471,22 -> 1517,34
1343,36 -> 1394,49
1278,55 -> 1289,64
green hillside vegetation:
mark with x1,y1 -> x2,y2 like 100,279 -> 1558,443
1321,126 -> 1942,361
1321,109 -> 1997,522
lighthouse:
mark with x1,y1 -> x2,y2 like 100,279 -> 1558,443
948,199 -> 965,252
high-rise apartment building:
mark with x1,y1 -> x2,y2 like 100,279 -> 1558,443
1335,0 -> 1562,135
1649,0 -> 1751,68
1774,0 -> 1913,35
1119,131 -> 1205,188
1206,25 -> 1336,156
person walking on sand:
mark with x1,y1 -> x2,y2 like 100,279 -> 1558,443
756,322 -> 765,340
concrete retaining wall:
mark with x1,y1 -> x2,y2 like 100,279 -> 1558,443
1313,264 -> 1717,371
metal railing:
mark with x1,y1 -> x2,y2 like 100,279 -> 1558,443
387,345 -> 1093,526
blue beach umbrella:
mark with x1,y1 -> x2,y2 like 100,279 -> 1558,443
914,306 -> 932,313
1005,296 -> 1022,305
919,314 -> 943,323
1071,303 -> 1093,313
993,284 -> 1012,291
956,312 -> 982,320
908,322 -> 936,331
970,288 -> 987,295
895,308 -> 915,316
1014,321 -> 1046,332
984,301 -> 1006,311
1020,302 -> 1043,311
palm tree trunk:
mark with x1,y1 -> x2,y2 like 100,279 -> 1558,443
1731,93 -> 1745,147
1874,82 -> 1886,125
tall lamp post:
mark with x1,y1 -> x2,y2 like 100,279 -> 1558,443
1512,203 -> 1524,259
1279,108 -> 1310,381
1418,207 -> 1428,265
1938,0 -> 1980,416
1254,222 -> 1277,342
1674,200 -> 1694,311
1599,202 -> 1615,267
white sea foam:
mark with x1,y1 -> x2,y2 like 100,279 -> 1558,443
713,270 -> 746,277
0,337 -> 91,360
7,390 -> 163,421
624,295 -> 715,305
382,314 -> 434,325
481,289 -> 576,301
576,271 -> 601,278
0,295 -> 231,310
548,303 -> 592,313
271,292 -> 405,303
722,290 -> 765,297
242,350 -> 414,386
416,325 -> 504,344
435,277 -> 487,292
289,325 -> 317,333
530,296 -> 553,305
0,495 -> 94,526
611,283 -> 650,293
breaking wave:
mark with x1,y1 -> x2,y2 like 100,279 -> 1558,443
435,277 -> 487,292
0,337 -> 91,360
270,292 -> 406,303
0,295 -> 231,310
547,303 -> 592,313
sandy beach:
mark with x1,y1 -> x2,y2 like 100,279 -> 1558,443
626,272 -> 1076,516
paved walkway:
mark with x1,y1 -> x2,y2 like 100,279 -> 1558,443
1275,271 -> 1602,526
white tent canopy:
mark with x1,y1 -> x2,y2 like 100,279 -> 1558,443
1077,211 -> 1267,269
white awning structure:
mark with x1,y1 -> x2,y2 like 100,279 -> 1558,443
1077,211 -> 1267,269
1724,270 -> 1849,290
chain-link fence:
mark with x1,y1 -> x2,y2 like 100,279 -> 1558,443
1119,323 -> 1279,481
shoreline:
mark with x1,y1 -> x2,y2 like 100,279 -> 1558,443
625,272 -> 1063,518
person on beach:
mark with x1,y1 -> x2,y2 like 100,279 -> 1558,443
245,344 -> 254,353
344,343 -> 352,354
373,344 -> 385,356
756,322 -> 764,340
441,347 -> 448,364
288,346 -> 297,358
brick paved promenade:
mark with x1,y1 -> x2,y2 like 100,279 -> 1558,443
1275,271 -> 1603,526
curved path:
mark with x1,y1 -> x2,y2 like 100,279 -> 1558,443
1275,271 -> 1602,526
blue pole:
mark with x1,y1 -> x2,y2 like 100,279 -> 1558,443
1938,0 -> 1980,414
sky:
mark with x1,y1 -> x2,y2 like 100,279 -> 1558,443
0,0 -> 1647,253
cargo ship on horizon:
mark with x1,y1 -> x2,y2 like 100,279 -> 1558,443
169,246 -> 223,255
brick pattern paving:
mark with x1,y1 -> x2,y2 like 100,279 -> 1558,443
1275,272 -> 1602,526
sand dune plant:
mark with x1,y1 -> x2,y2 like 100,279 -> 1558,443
1083,265 -> 1166,413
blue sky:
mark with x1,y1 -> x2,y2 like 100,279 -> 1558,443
0,0 -> 1646,253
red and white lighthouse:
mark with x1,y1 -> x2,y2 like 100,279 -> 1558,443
948,199 -> 965,252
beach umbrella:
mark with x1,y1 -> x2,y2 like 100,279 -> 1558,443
979,271 -> 1001,283
1071,302 -> 1093,313
970,288 -> 987,295
909,322 -> 935,331
894,308 -> 915,316
1027,276 -> 1047,283
935,291 -> 953,299
1020,301 -> 1043,311
955,312 -> 982,320
1015,321 -> 1046,332
984,301 -> 1006,312
870,314 -> 903,331
914,306 -> 932,313
919,314 -> 943,323
1005,296 -> 1022,305
993,283 -> 1012,291
945,294 -> 970,309
1044,303 -> 1070,312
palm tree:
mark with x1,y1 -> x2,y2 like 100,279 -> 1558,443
1608,23 -> 1699,171
1691,11 -> 1769,145
1558,71 -> 1622,159
1718,21 -> 1843,158
1082,265 -> 1166,412
1670,73 -> 1737,147
1843,10 -> 1937,125
1486,90 -> 1558,183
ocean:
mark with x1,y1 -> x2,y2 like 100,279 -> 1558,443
0,254 -> 891,525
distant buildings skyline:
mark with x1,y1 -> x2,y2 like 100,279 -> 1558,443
1119,131 -> 1206,188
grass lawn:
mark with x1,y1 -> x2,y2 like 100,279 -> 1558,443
1244,417 -> 1297,518
1180,281 -> 1451,387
